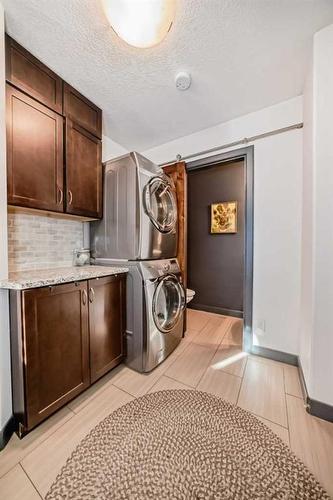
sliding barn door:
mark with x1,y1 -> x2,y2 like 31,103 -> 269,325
163,161 -> 188,330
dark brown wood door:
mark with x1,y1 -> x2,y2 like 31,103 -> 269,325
65,119 -> 102,218
7,85 -> 64,212
163,162 -> 188,288
88,275 -> 126,383
22,282 -> 90,430
6,35 -> 63,113
163,161 -> 187,333
63,83 -> 102,138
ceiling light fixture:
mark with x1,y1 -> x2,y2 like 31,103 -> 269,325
101,0 -> 176,49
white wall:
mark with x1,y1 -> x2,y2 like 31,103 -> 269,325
0,2 -> 12,431
299,25 -> 333,406
300,49 -> 314,388
311,25 -> 333,406
102,135 -> 128,162
143,97 -> 303,356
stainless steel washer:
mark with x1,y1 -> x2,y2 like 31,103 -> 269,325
143,263 -> 185,372
90,152 -> 178,261
94,258 -> 185,372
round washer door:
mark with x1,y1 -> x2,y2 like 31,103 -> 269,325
153,275 -> 185,333
144,176 -> 177,233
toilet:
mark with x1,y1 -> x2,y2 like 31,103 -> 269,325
186,289 -> 195,304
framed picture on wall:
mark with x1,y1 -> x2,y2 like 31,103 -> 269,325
211,201 -> 237,234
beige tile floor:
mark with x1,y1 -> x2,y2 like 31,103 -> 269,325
1,309 -> 333,498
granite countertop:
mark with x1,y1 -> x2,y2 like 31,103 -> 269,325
0,265 -> 129,290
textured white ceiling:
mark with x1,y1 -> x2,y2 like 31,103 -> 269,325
2,0 -> 333,150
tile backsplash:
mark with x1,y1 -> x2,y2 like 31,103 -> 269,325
8,213 -> 84,272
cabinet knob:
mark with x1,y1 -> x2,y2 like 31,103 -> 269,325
68,189 -> 73,205
82,289 -> 87,305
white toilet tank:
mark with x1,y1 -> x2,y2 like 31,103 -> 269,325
186,289 -> 195,304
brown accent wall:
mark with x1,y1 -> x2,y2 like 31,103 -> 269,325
188,159 -> 245,316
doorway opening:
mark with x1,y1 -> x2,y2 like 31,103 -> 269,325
186,147 -> 253,353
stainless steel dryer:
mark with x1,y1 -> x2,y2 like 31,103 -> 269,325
90,152 -> 178,261
93,258 -> 185,372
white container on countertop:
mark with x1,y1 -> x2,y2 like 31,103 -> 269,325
73,248 -> 91,266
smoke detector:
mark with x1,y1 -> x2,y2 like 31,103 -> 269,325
175,71 -> 191,91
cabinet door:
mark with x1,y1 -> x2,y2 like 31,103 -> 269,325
63,83 -> 102,138
7,85 -> 64,212
89,275 -> 126,383
22,282 -> 90,430
6,35 -> 63,113
66,119 -> 102,218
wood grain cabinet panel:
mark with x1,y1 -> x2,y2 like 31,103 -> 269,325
9,274 -> 126,436
6,35 -> 63,113
6,85 -> 64,212
89,275 -> 126,383
63,83 -> 102,138
66,119 -> 102,218
21,282 -> 90,431
5,38 -> 104,219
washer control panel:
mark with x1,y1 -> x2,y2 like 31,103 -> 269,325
141,258 -> 180,280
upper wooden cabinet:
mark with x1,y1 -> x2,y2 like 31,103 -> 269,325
63,83 -> 102,139
6,84 -> 64,212
5,35 -> 103,219
5,35 -> 63,114
66,119 -> 102,218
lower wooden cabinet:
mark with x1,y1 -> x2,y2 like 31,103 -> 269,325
20,282 -> 90,431
89,275 -> 126,383
9,274 -> 126,436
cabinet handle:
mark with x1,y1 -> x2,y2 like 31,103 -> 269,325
68,189 -> 73,205
89,287 -> 95,303
82,289 -> 87,305
57,187 -> 63,205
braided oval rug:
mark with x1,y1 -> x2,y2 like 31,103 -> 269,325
46,390 -> 329,500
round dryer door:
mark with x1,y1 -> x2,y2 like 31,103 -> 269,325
144,176 -> 177,233
153,275 -> 185,333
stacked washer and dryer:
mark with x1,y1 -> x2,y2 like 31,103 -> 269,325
90,152 -> 185,373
